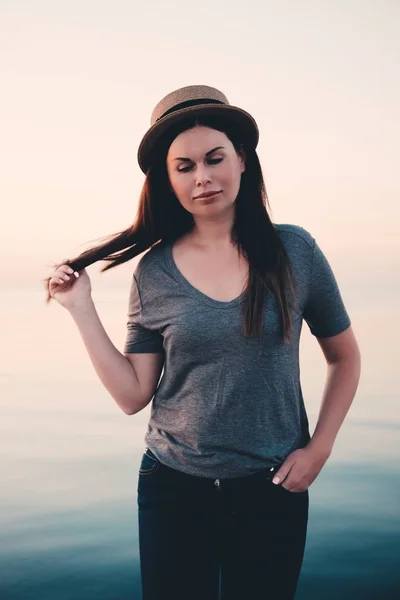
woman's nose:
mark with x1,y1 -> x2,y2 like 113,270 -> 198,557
195,166 -> 212,186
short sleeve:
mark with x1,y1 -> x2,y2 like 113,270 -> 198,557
303,237 -> 351,338
123,274 -> 165,354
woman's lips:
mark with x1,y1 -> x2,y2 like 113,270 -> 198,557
195,191 -> 221,201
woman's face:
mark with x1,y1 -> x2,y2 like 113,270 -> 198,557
166,125 -> 245,220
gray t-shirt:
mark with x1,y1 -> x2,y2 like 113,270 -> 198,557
123,224 -> 351,478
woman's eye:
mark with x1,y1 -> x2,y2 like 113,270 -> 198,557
178,158 -> 223,173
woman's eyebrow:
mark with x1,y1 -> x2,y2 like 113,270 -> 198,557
172,146 -> 225,162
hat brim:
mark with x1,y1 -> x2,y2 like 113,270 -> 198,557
137,103 -> 259,173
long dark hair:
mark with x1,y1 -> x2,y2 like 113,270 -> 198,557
43,114 -> 297,342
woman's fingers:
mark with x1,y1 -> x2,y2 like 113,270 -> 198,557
57,264 -> 76,276
50,264 -> 78,287
50,275 -> 68,287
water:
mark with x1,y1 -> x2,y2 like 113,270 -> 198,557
1,288 -> 399,599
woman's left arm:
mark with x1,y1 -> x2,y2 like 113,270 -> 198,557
272,325 -> 361,492
307,324 -> 361,455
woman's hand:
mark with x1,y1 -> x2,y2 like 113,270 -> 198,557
271,445 -> 331,493
48,264 -> 92,311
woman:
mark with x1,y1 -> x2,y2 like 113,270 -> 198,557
44,85 -> 361,600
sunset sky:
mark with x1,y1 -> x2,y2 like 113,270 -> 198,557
1,0 -> 398,293
1,10 -> 399,599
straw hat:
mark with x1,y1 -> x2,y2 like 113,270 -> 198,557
137,84 -> 259,173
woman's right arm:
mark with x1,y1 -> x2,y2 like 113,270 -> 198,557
47,264 -> 164,415
69,300 -> 163,415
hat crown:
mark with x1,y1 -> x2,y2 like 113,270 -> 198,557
138,83 -> 259,173
150,85 -> 230,126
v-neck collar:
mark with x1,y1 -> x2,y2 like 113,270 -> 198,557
164,241 -> 247,309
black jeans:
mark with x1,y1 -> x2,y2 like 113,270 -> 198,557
137,448 -> 309,600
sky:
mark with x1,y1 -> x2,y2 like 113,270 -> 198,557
0,0 -> 398,293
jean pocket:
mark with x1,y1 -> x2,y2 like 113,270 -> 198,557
276,483 -> 308,495
139,448 -> 161,476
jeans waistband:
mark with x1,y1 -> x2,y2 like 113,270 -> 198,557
144,447 -> 282,482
